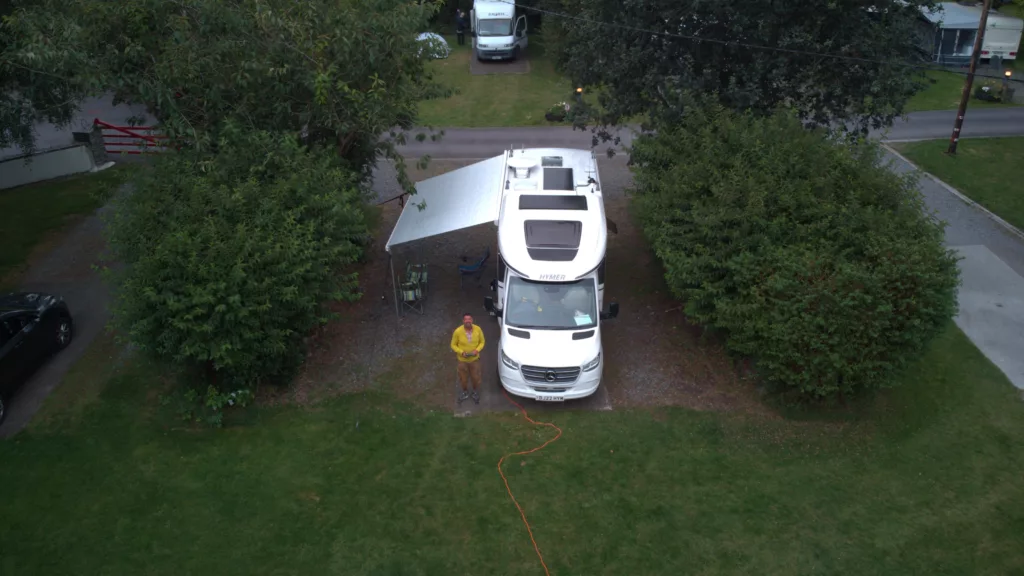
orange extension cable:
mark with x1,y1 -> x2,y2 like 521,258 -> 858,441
497,389 -> 564,576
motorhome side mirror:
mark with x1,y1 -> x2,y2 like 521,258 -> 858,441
484,296 -> 494,312
489,279 -> 497,292
601,302 -> 619,320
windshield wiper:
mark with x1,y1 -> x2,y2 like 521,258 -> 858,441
507,323 -> 589,331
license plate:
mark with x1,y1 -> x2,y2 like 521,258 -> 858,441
491,56 -> 503,60
536,395 -> 564,402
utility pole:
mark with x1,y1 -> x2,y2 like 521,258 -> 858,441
947,0 -> 993,155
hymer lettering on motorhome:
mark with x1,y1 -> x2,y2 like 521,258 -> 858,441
384,148 -> 619,403
470,0 -> 528,61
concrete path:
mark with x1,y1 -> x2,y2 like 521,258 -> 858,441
884,150 -> 1024,390
949,245 -> 1024,390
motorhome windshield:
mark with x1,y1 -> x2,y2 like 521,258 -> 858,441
477,18 -> 513,36
505,277 -> 597,330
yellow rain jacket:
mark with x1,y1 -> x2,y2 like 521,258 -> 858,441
450,324 -> 485,363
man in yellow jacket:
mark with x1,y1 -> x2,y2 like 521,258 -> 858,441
451,312 -> 485,404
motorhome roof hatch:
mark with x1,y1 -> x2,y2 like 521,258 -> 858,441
542,167 -> 574,191
524,219 -> 581,262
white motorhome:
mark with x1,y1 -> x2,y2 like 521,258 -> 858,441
470,0 -> 528,61
484,148 -> 617,402
384,148 -> 619,403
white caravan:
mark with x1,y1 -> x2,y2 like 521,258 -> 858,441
470,0 -> 528,61
383,148 -> 619,402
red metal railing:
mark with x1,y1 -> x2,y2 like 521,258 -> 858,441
93,118 -> 169,155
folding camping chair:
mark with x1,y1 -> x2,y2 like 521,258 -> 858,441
458,246 -> 490,289
400,262 -> 428,315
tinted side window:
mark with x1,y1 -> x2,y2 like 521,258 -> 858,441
598,258 -> 606,284
0,320 -> 17,347
498,253 -> 508,282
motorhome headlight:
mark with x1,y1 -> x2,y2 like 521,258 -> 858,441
582,352 -> 601,372
501,349 -> 520,370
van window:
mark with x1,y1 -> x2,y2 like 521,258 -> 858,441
505,277 -> 597,330
477,18 -> 513,36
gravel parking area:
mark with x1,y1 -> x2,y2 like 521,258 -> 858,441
283,158 -> 769,416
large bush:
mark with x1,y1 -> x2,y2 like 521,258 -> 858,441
631,103 -> 960,398
104,127 -> 368,387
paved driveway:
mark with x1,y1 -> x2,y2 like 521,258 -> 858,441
0,205 -> 112,438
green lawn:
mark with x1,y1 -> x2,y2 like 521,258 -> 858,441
2,323 -> 1023,575
893,137 -> 1024,230
417,35 -> 579,127
904,69 -> 1021,113
0,165 -> 134,283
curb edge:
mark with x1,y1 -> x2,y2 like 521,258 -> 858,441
882,143 -> 1024,242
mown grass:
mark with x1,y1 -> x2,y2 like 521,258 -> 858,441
0,164 -> 135,283
904,68 -> 1022,113
893,136 -> 1024,230
417,35 -> 579,127
2,322 -> 1023,575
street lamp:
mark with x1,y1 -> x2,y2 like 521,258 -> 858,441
574,87 -> 583,103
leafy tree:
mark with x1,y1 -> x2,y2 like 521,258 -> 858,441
0,0 -> 90,153
631,101 -> 960,399
546,0 -> 935,141
6,0 -> 448,187
103,125 -> 369,388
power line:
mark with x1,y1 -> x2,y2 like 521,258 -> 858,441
492,0 -> 1016,83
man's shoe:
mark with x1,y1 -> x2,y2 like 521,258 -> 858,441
472,391 -> 480,404
457,391 -> 470,404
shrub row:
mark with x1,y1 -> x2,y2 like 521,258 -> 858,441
104,125 -> 369,388
630,104 -> 961,398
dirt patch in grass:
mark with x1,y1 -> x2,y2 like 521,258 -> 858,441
275,159 -> 770,416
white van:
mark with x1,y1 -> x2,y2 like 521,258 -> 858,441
471,0 -> 528,61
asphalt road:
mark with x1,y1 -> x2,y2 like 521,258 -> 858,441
394,108 -> 1024,159
4,91 -> 1023,161
877,108 -> 1024,142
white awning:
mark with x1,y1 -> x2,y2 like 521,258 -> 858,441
385,153 -> 508,252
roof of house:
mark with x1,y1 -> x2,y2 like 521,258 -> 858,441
922,2 -> 1024,30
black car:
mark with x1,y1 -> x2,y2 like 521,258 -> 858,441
0,292 -> 74,424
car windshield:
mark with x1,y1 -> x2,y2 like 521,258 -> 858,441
477,18 -> 513,36
505,276 -> 597,330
